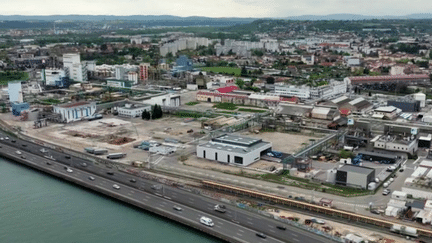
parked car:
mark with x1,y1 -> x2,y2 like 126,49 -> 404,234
382,189 -> 391,196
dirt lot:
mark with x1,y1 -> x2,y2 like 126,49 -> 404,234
0,113 -> 203,160
183,156 -> 270,175
236,131 -> 325,154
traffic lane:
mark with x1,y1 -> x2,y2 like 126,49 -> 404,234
161,187 -> 331,243
4,149 -> 282,243
1,137 -> 333,243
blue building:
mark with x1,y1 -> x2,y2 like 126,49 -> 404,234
11,102 -> 30,116
171,55 -> 194,75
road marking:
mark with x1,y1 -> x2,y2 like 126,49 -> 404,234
247,221 -> 253,225
238,229 -> 244,233
215,225 -> 221,228
269,229 -> 275,233
127,193 -> 132,196
292,238 -> 299,242
292,233 -> 298,237
130,191 -> 135,194
159,204 -> 165,207
236,233 -> 242,237
142,198 -> 148,202
162,201 -> 168,204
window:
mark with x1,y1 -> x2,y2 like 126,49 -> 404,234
215,152 -> 218,161
203,150 -> 206,159
227,155 -> 230,163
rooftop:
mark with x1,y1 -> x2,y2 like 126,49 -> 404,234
348,74 -> 429,82
56,101 -> 92,108
198,134 -> 271,154
337,164 -> 374,175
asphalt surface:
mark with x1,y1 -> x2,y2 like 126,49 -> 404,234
0,133 -> 335,243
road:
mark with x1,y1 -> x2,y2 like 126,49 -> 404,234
0,134 -> 335,243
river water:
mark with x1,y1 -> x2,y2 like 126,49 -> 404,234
0,158 -> 223,243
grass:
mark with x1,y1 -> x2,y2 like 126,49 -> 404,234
185,101 -> 200,106
217,111 -> 238,115
213,102 -> 238,110
40,98 -> 62,105
200,67 -> 241,76
238,108 -> 267,113
0,71 -> 29,85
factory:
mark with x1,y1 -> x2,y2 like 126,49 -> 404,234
371,124 -> 419,154
334,164 -> 375,189
387,97 -> 421,112
197,134 -> 272,166
53,101 -> 97,123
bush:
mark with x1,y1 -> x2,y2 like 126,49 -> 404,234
214,103 -> 237,110
185,101 -> 199,106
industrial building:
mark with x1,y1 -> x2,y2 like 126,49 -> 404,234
371,124 -> 419,154
63,53 -> 88,82
311,106 -> 340,121
403,159 -> 432,199
197,134 -> 272,166
335,164 -> 375,189
372,106 -> 401,119
53,101 -> 97,123
107,79 -> 134,88
41,69 -> 70,88
345,74 -> 430,87
387,97 -> 421,112
419,134 -> 432,148
117,103 -> 151,118
143,93 -> 181,107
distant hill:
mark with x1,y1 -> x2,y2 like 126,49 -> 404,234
0,13 -> 430,22
283,13 -> 432,20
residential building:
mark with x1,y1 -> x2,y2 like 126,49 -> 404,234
197,134 -> 272,166
53,101 -> 96,123
139,63 -> 150,81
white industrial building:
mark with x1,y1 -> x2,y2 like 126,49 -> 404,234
53,101 -> 96,123
63,53 -> 88,82
41,69 -> 67,86
117,103 -> 151,118
273,80 -> 347,100
143,93 -> 181,107
197,134 -> 272,166
402,159 -> 432,199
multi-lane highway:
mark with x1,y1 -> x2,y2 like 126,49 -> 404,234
0,133 -> 336,243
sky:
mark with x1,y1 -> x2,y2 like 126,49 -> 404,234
0,0 -> 430,18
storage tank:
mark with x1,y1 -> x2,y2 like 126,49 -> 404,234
326,169 -> 337,183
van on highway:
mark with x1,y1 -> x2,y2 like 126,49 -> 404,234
200,216 -> 214,227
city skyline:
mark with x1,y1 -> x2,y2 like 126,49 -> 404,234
1,0 -> 431,18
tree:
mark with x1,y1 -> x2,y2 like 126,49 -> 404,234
100,44 -> 108,51
142,110 -> 150,120
241,66 -> 248,76
151,104 -> 163,119
266,76 -> 275,84
235,79 -> 245,89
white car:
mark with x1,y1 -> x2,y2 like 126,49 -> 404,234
66,168 -> 73,173
15,151 -> 22,155
200,216 -> 214,227
113,184 -> 120,190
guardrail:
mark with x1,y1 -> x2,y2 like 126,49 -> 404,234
202,180 -> 432,238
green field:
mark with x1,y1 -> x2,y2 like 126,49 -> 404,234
0,71 -> 29,85
238,108 -> 267,113
200,67 -> 241,76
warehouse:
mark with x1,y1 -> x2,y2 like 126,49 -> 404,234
388,97 -> 421,112
53,101 -> 96,123
197,134 -> 272,166
335,164 -> 375,189
311,106 -> 340,121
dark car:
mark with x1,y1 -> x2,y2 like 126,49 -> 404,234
276,225 -> 286,230
22,144 -> 27,147
217,204 -> 226,209
65,155 -> 71,159
46,161 -> 52,165
256,232 -> 267,239
130,179 -> 137,183
21,155 -> 26,159
107,171 -> 114,175
370,209 -> 381,215
11,140 -> 16,143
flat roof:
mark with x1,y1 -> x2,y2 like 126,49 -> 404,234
198,139 -> 271,154
212,134 -> 263,147
337,164 -> 374,174
56,101 -> 92,108
375,106 -> 397,113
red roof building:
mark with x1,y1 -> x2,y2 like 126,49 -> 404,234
217,86 -> 239,93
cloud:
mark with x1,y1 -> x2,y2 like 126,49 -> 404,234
0,0 -> 430,17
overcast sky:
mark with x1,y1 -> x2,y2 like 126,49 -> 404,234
1,0 -> 430,17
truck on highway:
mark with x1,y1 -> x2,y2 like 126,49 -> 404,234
390,224 -> 418,238
85,147 -> 108,155
107,153 -> 126,159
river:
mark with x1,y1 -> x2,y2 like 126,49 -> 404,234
0,158 -> 223,243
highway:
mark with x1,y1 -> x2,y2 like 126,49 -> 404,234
0,134 -> 336,243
